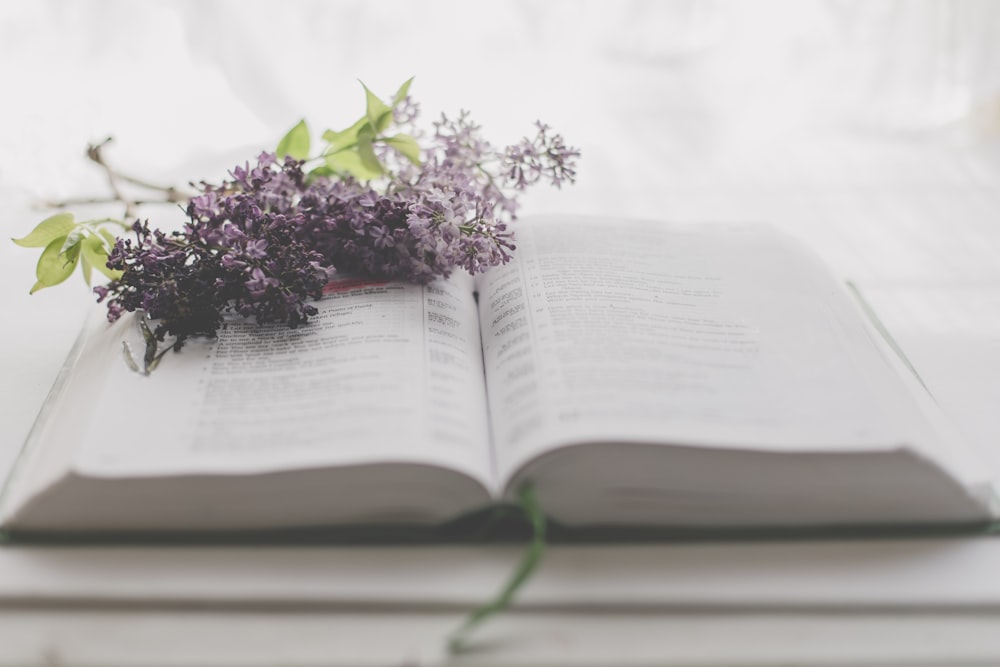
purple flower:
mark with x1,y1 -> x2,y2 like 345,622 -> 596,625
94,102 -> 578,344
244,238 -> 269,259
245,267 -> 278,297
503,122 -> 580,190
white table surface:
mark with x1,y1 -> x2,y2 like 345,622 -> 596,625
2,1 -> 1000,665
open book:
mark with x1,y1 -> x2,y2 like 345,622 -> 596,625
2,217 -> 997,534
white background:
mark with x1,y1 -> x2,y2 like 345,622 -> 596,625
3,2 -> 1000,664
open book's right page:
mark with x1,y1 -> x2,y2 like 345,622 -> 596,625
477,217 -> 992,526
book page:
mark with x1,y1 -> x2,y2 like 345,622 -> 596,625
479,217 -> 958,483
74,275 -> 493,485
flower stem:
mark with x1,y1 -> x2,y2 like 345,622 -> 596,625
56,137 -> 197,218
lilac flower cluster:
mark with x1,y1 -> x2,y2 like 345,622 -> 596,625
503,122 -> 579,191
96,104 -> 579,344
96,159 -> 332,343
297,177 -> 511,282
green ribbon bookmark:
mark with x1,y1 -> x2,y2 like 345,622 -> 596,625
447,483 -> 547,654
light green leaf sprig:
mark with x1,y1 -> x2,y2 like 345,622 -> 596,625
16,78 -> 423,298
276,77 -> 421,182
275,119 -> 310,161
13,213 -> 127,293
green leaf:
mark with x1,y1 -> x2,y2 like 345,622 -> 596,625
321,115 -> 367,153
98,228 -> 118,250
31,236 -> 79,293
138,317 -> 159,373
384,133 -> 422,165
81,234 -> 122,281
361,81 -> 393,134
305,164 -> 337,184
324,149 -> 383,181
139,314 -> 155,346
121,341 -> 141,374
60,229 -> 83,254
276,119 -> 311,160
356,126 -> 385,176
392,77 -> 414,107
146,348 -> 166,374
63,241 -> 82,265
80,252 -> 93,287
307,164 -> 336,178
13,212 -> 76,248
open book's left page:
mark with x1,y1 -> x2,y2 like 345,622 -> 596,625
77,275 -> 493,479
2,274 -> 496,531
